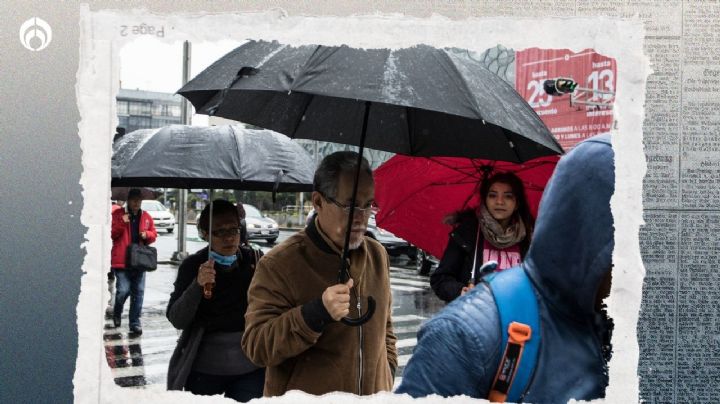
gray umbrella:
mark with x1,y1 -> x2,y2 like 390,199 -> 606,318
110,187 -> 159,201
112,124 -> 315,299
111,124 -> 315,193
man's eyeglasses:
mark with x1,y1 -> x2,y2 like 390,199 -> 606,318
323,194 -> 379,215
210,227 -> 242,238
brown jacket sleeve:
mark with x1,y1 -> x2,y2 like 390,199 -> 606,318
241,255 -> 323,367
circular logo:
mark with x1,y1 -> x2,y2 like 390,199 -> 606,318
19,17 -> 52,52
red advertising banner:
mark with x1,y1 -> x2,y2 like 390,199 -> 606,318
515,48 -> 617,150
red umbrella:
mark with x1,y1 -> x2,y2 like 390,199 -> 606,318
374,155 -> 559,259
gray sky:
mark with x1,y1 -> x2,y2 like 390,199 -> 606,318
118,37 -> 244,125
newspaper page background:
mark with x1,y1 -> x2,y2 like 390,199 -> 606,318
473,3 -> 720,402
70,2 -> 715,404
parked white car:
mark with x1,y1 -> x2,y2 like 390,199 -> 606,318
140,200 -> 176,233
243,204 -> 279,244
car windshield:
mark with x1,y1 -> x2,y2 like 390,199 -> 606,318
243,204 -> 263,218
141,201 -> 166,211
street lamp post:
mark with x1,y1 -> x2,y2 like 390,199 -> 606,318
172,40 -> 192,263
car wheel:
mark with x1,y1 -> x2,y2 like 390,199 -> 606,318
406,247 -> 418,262
266,237 -> 277,244
418,258 -> 432,276
167,228 -> 174,233
417,250 -> 432,276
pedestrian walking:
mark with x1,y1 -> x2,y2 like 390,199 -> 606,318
430,172 -> 535,302
106,200 -> 124,317
241,151 -> 398,396
166,199 -> 264,402
110,188 -> 157,334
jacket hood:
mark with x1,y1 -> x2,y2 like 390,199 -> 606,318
524,134 -> 615,318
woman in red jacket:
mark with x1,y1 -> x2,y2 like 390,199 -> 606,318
110,189 -> 157,334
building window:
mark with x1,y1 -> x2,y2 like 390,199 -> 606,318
169,105 -> 181,117
129,101 -> 151,115
154,103 -> 176,116
129,116 -> 152,129
150,103 -> 182,117
117,100 -> 129,115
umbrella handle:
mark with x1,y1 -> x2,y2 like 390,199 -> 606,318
337,259 -> 375,326
203,282 -> 215,299
337,100 -> 376,328
204,200 -> 215,299
340,296 -> 376,327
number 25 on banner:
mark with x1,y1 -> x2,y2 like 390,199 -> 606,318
527,79 -> 552,108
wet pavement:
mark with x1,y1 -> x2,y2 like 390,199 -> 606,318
103,226 -> 445,391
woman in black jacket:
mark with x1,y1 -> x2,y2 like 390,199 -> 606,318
430,172 -> 534,302
166,199 -> 264,402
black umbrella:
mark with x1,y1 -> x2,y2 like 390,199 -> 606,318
112,124 -> 315,299
178,40 -> 562,161
178,40 -> 563,325
112,124 -> 315,192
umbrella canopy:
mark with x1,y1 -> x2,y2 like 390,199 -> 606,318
374,155 -> 560,259
111,124 -> 315,192
110,187 -> 159,201
178,40 -> 563,162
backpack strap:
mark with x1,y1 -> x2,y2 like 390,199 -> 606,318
485,266 -> 540,402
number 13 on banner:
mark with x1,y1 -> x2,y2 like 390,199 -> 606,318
587,69 -> 615,102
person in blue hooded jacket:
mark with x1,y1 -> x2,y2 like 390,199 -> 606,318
396,134 -> 615,402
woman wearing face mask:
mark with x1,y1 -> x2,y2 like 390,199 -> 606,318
166,199 -> 264,402
430,172 -> 534,303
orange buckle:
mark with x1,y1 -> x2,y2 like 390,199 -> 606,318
488,322 -> 533,403
508,321 -> 532,344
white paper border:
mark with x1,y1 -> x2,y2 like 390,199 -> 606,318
75,6 -> 649,403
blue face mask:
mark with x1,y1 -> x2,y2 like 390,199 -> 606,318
209,250 -> 237,266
